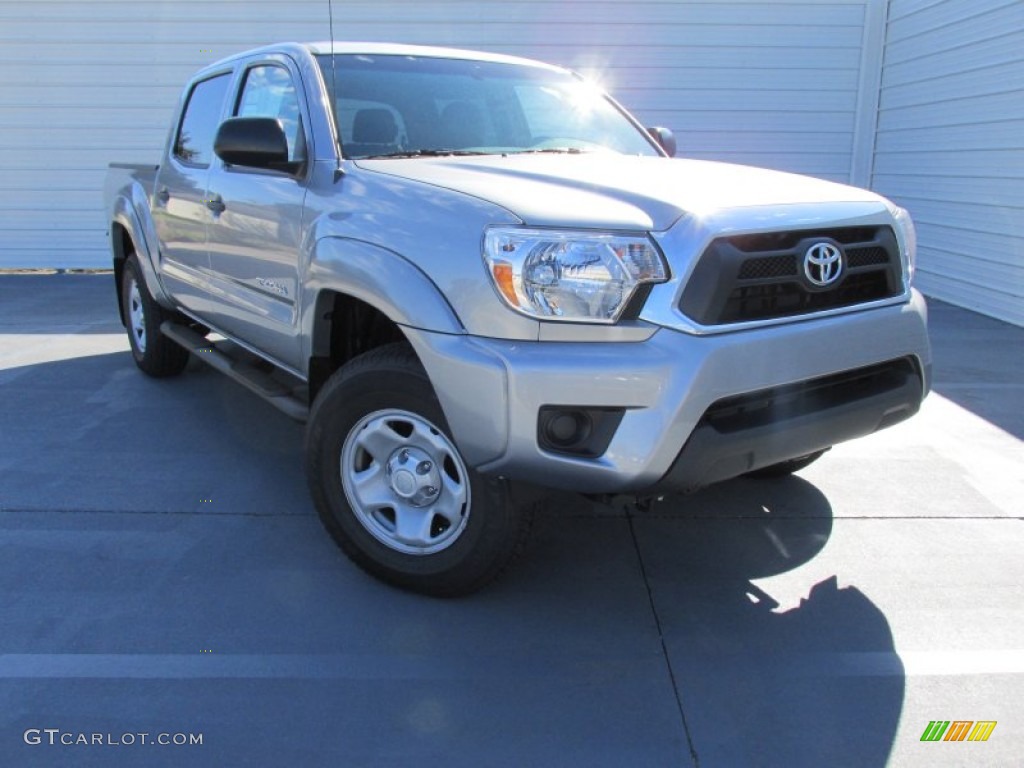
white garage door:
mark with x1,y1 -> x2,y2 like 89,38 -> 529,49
872,0 -> 1024,326
0,0 -> 869,270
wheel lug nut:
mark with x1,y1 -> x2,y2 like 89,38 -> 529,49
424,486 -> 437,496
399,449 -> 409,463
416,461 -> 432,475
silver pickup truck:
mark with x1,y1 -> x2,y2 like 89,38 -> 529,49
105,42 -> 931,595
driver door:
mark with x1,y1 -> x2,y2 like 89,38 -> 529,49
203,57 -> 310,371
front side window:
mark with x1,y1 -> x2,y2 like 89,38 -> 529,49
174,73 -> 231,166
315,54 -> 659,159
235,65 -> 305,162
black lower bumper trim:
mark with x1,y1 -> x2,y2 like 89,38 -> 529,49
653,357 -> 924,494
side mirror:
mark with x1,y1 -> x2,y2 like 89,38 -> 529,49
214,117 -> 302,174
647,126 -> 677,158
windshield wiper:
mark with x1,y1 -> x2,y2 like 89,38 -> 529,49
508,147 -> 590,155
359,149 -> 492,159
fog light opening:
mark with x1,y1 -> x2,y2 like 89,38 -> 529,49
537,406 -> 626,458
544,410 -> 593,448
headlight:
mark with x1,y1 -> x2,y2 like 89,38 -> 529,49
482,227 -> 668,322
889,204 -> 917,285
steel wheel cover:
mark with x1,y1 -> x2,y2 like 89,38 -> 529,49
128,277 -> 147,353
340,408 -> 471,555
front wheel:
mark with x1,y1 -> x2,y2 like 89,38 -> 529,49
306,343 -> 530,596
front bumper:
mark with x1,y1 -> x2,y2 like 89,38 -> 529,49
405,290 -> 931,494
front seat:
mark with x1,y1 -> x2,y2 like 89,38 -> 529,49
345,108 -> 399,158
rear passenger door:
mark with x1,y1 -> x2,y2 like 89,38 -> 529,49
203,56 -> 310,370
152,72 -> 232,315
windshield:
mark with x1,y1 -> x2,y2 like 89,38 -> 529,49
314,53 -> 660,159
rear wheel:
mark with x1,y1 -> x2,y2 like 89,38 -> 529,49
306,343 -> 531,596
121,254 -> 189,377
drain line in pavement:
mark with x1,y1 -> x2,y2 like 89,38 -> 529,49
626,510 -> 701,768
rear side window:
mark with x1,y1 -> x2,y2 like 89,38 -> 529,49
174,73 -> 231,167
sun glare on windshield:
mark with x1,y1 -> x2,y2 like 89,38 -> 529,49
314,54 -> 660,159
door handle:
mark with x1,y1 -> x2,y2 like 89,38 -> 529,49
205,194 -> 226,214
156,187 -> 170,205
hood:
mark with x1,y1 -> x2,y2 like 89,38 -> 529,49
355,154 -> 888,231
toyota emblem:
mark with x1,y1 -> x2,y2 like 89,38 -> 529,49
803,242 -> 843,287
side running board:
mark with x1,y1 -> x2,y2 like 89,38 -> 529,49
160,321 -> 309,423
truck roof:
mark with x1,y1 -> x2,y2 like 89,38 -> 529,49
206,41 -> 563,73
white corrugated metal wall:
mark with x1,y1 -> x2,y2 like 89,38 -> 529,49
7,0 -> 1019,328
0,0 -> 870,271
871,0 -> 1024,326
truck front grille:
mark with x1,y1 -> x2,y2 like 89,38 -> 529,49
679,226 -> 903,326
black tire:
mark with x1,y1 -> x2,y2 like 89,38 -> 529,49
745,449 -> 828,479
121,254 -> 190,377
306,343 -> 531,597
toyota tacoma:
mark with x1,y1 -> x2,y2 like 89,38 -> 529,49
104,42 -> 931,595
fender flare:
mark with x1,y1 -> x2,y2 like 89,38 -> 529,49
303,236 -> 465,353
110,191 -> 174,309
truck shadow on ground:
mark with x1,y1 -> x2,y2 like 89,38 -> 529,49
0,346 -> 903,766
533,482 -> 905,767
0,349 -> 308,515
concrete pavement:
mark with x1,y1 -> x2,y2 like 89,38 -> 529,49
1,274 -> 1021,767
